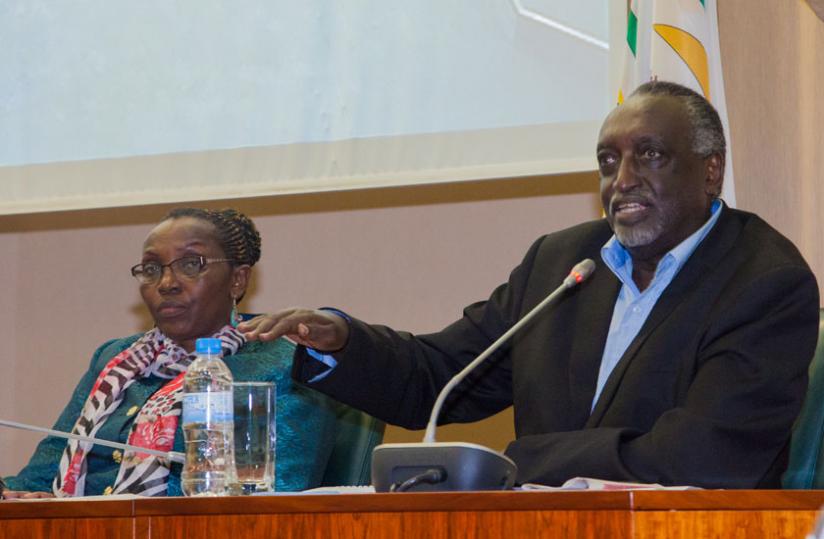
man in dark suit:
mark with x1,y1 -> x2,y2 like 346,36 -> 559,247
241,81 -> 820,488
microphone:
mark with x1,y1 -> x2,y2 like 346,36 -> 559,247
0,418 -> 185,464
370,258 -> 596,492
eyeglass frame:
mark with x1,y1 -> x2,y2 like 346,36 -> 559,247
130,255 -> 235,284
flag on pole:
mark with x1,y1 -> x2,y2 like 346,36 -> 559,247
618,0 -> 735,207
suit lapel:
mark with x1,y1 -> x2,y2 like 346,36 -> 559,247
586,208 -> 743,426
567,258 -> 621,426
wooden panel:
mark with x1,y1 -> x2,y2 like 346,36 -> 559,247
632,489 -> 824,510
136,491 -> 635,538
631,491 -> 824,538
134,491 -> 632,516
0,517 -> 134,539
634,510 -> 817,539
145,510 -> 632,539
3,491 -> 824,538
135,516 -> 151,539
0,498 -> 134,519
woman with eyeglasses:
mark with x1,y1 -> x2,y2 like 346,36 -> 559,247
1,208 -> 339,498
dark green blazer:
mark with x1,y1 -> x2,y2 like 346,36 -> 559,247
6,336 -> 339,495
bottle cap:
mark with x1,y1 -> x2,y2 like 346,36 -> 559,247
195,338 -> 223,355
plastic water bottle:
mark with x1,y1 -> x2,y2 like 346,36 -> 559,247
181,338 -> 236,496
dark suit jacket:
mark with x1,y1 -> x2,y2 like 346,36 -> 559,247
293,207 -> 820,488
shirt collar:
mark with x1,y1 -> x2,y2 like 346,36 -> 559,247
601,198 -> 724,289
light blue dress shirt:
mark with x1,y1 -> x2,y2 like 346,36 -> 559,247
306,347 -> 338,382
592,199 -> 723,410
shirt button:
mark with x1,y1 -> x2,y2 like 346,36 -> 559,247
126,406 -> 139,417
632,306 -> 641,313
112,450 -> 123,464
103,486 -> 114,496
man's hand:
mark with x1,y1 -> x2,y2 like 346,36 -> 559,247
238,308 -> 350,352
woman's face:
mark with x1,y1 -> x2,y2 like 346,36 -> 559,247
138,216 -> 249,352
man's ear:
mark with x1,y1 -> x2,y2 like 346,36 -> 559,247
230,265 -> 252,300
704,152 -> 725,197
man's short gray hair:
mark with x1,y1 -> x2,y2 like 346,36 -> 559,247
630,80 -> 726,159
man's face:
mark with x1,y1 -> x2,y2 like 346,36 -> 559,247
596,94 -> 722,262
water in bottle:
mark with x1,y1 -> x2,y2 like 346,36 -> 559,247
181,337 -> 236,496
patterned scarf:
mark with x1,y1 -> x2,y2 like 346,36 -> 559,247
53,326 -> 245,497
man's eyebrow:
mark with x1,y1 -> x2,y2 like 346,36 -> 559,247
632,134 -> 666,146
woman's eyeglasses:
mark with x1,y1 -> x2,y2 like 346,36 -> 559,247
130,256 -> 233,284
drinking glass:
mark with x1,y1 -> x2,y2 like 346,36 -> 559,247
232,381 -> 276,493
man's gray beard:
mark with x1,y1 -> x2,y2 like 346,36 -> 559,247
614,218 -> 664,248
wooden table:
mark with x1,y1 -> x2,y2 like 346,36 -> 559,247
2,490 -> 823,538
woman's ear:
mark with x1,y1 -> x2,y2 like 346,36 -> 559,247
230,265 -> 252,300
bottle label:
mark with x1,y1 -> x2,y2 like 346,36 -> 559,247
182,391 -> 233,425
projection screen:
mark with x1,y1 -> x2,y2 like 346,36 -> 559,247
0,1 -> 615,214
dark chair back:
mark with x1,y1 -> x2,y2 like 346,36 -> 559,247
783,310 -> 824,488
320,405 -> 385,486
239,314 -> 385,487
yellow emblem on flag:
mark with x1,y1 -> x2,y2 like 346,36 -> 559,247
653,24 -> 710,101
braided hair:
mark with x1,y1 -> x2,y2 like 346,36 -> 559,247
163,207 -> 262,266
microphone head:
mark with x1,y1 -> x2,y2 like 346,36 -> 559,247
566,258 -> 596,286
